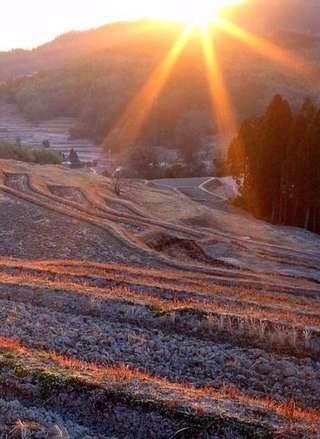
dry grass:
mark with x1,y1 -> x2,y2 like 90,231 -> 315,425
0,265 -> 318,330
0,262 -> 318,359
0,257 -> 319,315
0,335 -> 318,427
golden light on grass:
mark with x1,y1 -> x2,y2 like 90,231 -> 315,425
1,260 -> 320,328
0,335 -> 320,424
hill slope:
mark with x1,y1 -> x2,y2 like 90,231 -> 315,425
0,160 -> 319,436
1,9 -> 320,158
1,23 -> 319,157
1,0 -> 320,82
228,0 -> 320,34
0,20 -> 182,82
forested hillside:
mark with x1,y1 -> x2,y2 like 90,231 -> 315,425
1,0 -> 320,84
1,24 -> 319,160
228,0 -> 320,34
0,3 -> 320,174
0,20 -> 180,81
229,95 -> 320,233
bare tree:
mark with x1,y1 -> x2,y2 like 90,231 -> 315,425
112,167 -> 122,196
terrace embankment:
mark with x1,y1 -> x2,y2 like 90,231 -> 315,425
0,159 -> 319,437
0,102 -> 105,166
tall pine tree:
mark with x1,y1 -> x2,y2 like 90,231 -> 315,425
228,95 -> 320,234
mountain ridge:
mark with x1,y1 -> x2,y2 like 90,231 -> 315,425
1,0 -> 320,82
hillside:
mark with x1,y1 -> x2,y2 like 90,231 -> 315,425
0,5 -> 319,163
1,0 -> 320,83
0,20 -> 182,82
0,102 -> 104,165
1,23 -> 319,162
0,159 -> 319,436
227,0 -> 320,34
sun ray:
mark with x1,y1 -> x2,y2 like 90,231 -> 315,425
214,17 -> 315,79
200,25 -> 238,137
103,26 -> 192,150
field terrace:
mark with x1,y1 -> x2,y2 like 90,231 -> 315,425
0,160 -> 319,437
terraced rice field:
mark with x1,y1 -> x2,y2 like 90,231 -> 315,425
0,103 -> 106,166
0,160 -> 319,437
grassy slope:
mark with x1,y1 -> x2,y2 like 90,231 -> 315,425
0,141 -> 61,164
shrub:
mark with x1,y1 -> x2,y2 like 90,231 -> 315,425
0,141 -> 62,165
164,164 -> 186,178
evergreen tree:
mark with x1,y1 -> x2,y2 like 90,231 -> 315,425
228,95 -> 320,234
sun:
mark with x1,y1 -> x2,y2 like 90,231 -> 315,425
180,0 -> 243,28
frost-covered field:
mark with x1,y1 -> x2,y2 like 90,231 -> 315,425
0,160 -> 319,437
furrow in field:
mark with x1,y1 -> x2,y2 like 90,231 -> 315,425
6,172 -> 320,284
0,276 -> 318,363
0,292 -> 318,411
1,268 -> 320,332
27,172 -> 207,240
0,338 -> 318,437
43,258 -> 320,295
5,259 -> 318,314
0,180 -> 284,281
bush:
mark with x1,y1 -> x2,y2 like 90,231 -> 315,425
0,141 -> 62,165
122,145 -> 162,179
164,164 -> 186,178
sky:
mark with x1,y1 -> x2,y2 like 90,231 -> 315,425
0,1 -> 146,50
0,0 -> 242,51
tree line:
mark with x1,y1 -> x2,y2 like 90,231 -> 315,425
228,95 -> 320,234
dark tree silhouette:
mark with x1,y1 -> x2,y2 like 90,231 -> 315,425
228,95 -> 320,234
